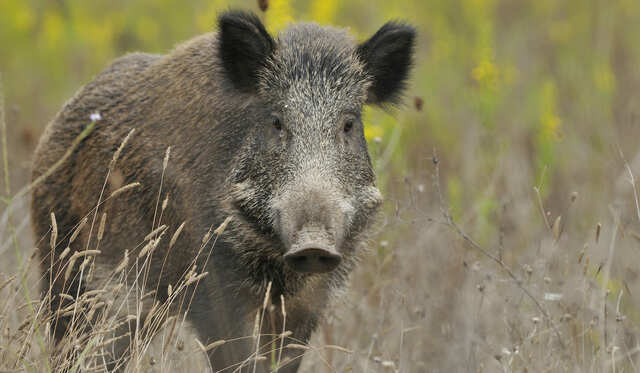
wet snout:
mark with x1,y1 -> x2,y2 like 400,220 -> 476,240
284,243 -> 342,273
272,170 -> 354,274
283,226 -> 342,273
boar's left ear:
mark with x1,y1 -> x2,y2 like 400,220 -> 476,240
218,10 -> 276,92
357,22 -> 416,105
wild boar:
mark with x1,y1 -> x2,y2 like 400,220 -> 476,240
31,10 -> 415,372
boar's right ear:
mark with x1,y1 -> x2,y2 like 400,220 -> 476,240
357,22 -> 416,105
218,10 -> 275,92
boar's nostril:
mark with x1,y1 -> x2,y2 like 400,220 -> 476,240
284,247 -> 342,273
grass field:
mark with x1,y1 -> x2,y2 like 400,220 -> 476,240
3,0 -> 640,371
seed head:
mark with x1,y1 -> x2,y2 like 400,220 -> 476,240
169,221 -> 186,249
109,182 -> 141,199
70,217 -> 88,244
110,128 -> 135,169
97,213 -> 107,242
214,216 -> 233,236
163,146 -> 171,171
115,250 -> 129,274
50,212 -> 58,249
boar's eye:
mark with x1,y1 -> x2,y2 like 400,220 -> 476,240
272,117 -> 282,131
344,119 -> 354,133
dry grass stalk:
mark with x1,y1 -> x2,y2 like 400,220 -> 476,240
624,158 -> 640,223
214,216 -> 233,235
138,238 -> 160,258
202,339 -> 226,352
276,294 -> 287,370
82,289 -> 106,299
552,215 -> 562,240
89,300 -> 105,311
0,275 -> 15,292
115,250 -> 129,274
64,252 -> 79,282
79,257 -> 91,271
252,310 -> 260,342
7,116 -> 98,206
97,212 -> 107,242
70,216 -> 89,244
64,250 -> 100,282
161,315 -> 179,355
163,146 -> 171,171
86,301 -> 106,322
143,302 -> 160,329
185,264 -> 196,280
109,128 -> 135,170
71,250 -> 101,259
86,264 -> 98,292
323,345 -> 352,354
50,212 -> 58,249
17,317 -> 33,331
285,344 -> 310,351
185,271 -> 208,286
109,182 -> 141,199
59,246 -> 71,260
194,338 -> 207,353
162,193 -> 169,211
16,300 -> 40,312
58,309 -> 81,318
201,228 -> 211,245
144,225 -> 167,242
141,290 -> 156,300
262,281 -> 272,311
251,281 -> 272,373
98,332 -> 131,348
59,293 -> 74,301
58,302 -> 80,314
169,221 -> 186,249
111,283 -> 124,295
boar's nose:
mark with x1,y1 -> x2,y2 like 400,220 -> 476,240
284,244 -> 342,273
283,226 -> 342,273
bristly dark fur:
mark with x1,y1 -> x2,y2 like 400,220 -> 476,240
31,9 -> 415,372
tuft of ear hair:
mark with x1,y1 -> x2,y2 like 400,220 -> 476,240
357,22 -> 416,105
218,10 -> 275,92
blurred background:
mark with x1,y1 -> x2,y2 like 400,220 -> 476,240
3,0 -> 640,371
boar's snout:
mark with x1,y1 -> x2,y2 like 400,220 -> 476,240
272,177 -> 354,274
284,245 -> 342,273
283,229 -> 342,273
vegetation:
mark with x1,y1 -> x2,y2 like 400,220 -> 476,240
3,0 -> 640,371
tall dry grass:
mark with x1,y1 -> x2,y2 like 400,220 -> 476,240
3,88 -> 640,373
0,95 -> 361,372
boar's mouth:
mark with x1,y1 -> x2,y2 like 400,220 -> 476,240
282,226 -> 342,273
